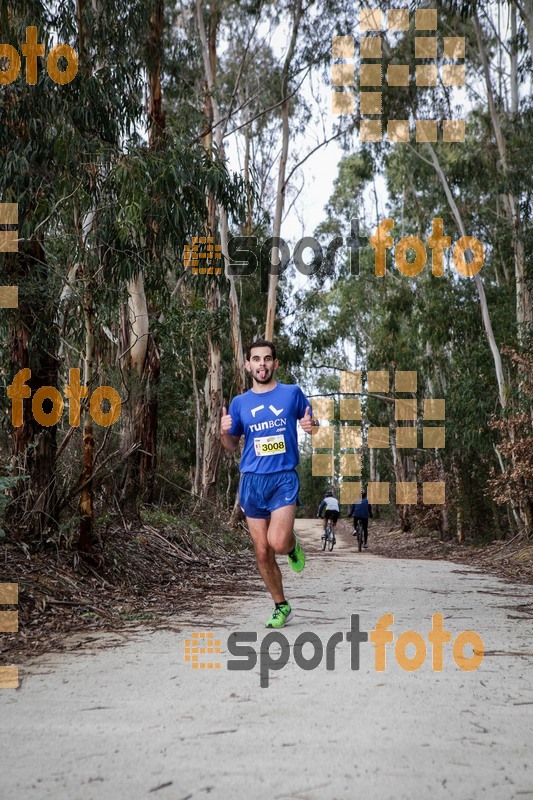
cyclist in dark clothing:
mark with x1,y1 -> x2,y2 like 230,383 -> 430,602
348,490 -> 373,548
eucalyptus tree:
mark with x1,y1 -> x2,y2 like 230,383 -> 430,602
0,0 -> 246,546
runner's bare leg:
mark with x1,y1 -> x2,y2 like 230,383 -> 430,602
246,505 -> 296,604
267,504 -> 296,554
247,517 -> 285,603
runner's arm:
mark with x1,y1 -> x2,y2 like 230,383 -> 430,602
221,432 -> 240,452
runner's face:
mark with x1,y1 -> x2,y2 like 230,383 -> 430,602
246,347 -> 278,384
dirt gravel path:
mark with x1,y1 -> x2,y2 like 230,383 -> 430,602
2,519 -> 532,800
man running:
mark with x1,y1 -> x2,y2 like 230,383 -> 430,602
220,339 -> 313,628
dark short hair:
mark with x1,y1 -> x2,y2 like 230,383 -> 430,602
246,339 -> 276,361
362,491 -> 367,499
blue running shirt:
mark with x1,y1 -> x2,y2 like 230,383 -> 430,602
228,382 -> 311,474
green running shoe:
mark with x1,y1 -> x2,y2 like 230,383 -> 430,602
288,535 -> 306,573
265,602 -> 293,628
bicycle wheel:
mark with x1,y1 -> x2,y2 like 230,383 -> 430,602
357,521 -> 364,552
324,520 -> 332,551
328,526 -> 335,551
321,521 -> 327,550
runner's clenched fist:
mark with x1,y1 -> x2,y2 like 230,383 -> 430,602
299,405 -> 314,434
220,406 -> 233,436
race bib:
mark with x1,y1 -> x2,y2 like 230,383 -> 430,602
254,434 -> 286,457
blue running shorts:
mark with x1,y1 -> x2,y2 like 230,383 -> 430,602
239,470 -> 300,519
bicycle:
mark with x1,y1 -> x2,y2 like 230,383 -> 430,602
321,517 -> 336,552
355,518 -> 364,552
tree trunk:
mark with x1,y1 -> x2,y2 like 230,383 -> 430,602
190,344 -> 203,498
473,13 -> 532,343
449,459 -> 462,542
121,271 -> 158,503
79,256 -> 95,554
515,0 -> 533,61
389,401 -> 410,530
510,5 -> 519,115
473,15 -> 532,532
7,242 -> 59,540
369,445 -> 380,519
197,0 -> 221,504
196,0 -> 246,395
265,0 -> 303,340
425,143 -> 507,410
196,0 -> 245,501
120,0 -> 164,504
202,287 -> 222,500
